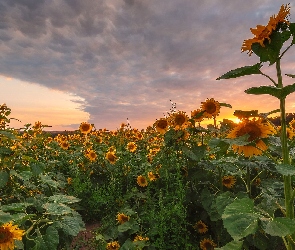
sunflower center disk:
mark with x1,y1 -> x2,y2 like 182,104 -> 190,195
0,229 -> 12,243
236,123 -> 262,141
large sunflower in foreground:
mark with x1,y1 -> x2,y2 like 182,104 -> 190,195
227,119 -> 274,157
0,222 -> 25,250
200,238 -> 217,250
200,98 -> 220,118
242,4 -> 290,55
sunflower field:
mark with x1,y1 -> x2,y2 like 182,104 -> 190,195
3,3 -> 295,250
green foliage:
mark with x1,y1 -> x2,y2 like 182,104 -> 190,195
245,83 -> 295,99
216,63 -> 262,80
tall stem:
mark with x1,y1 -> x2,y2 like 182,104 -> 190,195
277,59 -> 294,249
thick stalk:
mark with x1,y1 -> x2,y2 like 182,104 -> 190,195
277,59 -> 294,249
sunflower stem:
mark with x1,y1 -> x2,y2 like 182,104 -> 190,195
246,166 -> 251,198
261,72 -> 278,87
277,58 -> 295,249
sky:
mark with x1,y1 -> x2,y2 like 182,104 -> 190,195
1,0 -> 295,131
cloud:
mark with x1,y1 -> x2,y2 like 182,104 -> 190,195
0,0 -> 294,129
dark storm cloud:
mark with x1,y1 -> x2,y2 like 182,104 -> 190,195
0,0 -> 293,129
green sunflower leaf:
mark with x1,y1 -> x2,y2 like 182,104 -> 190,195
47,194 -> 81,204
286,74 -> 295,78
216,63 -> 262,80
275,164 -> 295,176
222,198 -> 259,240
0,171 -> 9,188
182,145 -> 206,161
251,31 -> 283,65
245,83 -> 295,99
245,85 -> 281,98
219,102 -> 232,108
215,240 -> 243,250
265,217 -> 295,237
0,210 -> 13,223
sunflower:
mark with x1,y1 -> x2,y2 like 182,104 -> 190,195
273,4 -> 290,25
136,132 -> 144,140
60,141 -> 70,150
86,150 -> 97,161
222,175 -> 236,188
193,220 -> 208,234
191,109 -> 205,123
137,175 -> 148,187
200,238 -> 217,250
253,177 -> 261,186
108,146 -> 116,153
105,151 -> 118,164
289,119 -> 295,130
127,142 -> 137,152
227,119 -> 274,157
79,122 -> 93,134
0,222 -> 25,250
133,235 -> 149,242
148,171 -> 158,181
168,111 -> 189,129
242,4 -> 290,55
116,213 -> 130,224
154,118 -> 169,134
106,241 -> 120,250
33,121 -> 42,130
278,126 -> 295,139
67,177 -> 72,185
200,98 -> 220,118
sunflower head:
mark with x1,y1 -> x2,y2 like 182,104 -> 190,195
116,213 -> 130,224
133,235 -> 149,242
60,141 -> 70,150
79,122 -> 93,134
106,241 -> 120,250
154,118 -> 169,134
227,119 -> 274,157
127,142 -> 137,152
200,238 -> 217,250
33,121 -> 42,131
222,175 -> 236,188
137,175 -> 148,187
86,150 -> 97,161
148,171 -> 158,181
105,151 -> 118,164
200,98 -> 220,118
242,4 -> 291,55
193,220 -> 208,234
191,109 -> 205,123
168,111 -> 189,129
0,222 -> 25,250
289,119 -> 295,130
